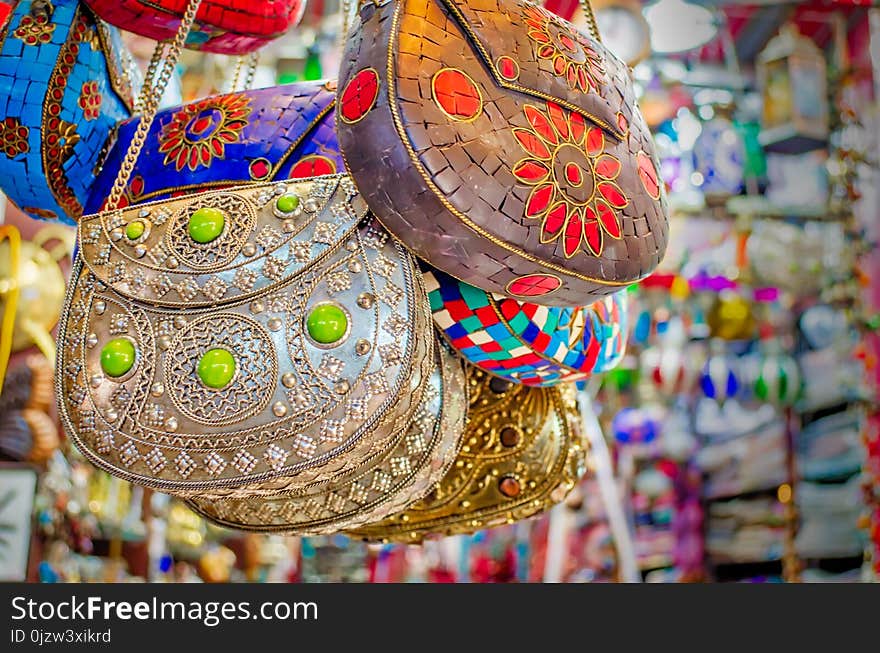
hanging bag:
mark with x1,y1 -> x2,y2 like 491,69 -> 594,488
82,0 -> 306,54
0,0 -> 140,224
57,1 -> 435,496
336,0 -> 668,306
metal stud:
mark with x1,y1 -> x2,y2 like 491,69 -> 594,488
335,380 -> 350,395
86,333 -> 98,348
267,318 -> 282,332
281,373 -> 296,388
164,417 -> 178,432
356,293 -> 374,309
165,257 -> 178,269
89,374 -> 104,388
242,243 -> 257,257
151,383 -> 165,397
134,245 -> 146,258
355,339 -> 371,356
347,260 -> 362,273
272,402 -> 288,417
95,301 -> 106,315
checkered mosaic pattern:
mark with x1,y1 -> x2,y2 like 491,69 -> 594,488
425,266 -> 629,386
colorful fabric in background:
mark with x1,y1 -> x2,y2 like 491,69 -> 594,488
84,81 -> 341,213
425,267 -> 628,386
0,0 -> 139,225
82,0 -> 305,54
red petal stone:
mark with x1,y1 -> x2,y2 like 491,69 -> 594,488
524,106 -> 558,145
513,159 -> 550,183
565,162 -> 583,186
559,34 -> 577,52
129,175 -> 144,197
617,112 -> 629,133
528,29 -> 550,44
513,128 -> 551,159
637,151 -> 661,199
547,102 -> 569,140
340,68 -> 380,123
598,181 -> 628,209
595,199 -> 622,238
566,63 -> 578,89
553,55 -> 567,76
433,68 -> 482,120
577,66 -> 589,92
594,155 -> 621,179
570,112 -> 586,144
542,202 -> 567,240
564,207 -> 583,257
526,183 -> 555,217
583,212 -> 603,255
507,274 -> 562,298
497,56 -> 519,81
290,155 -> 336,179
586,127 -> 604,156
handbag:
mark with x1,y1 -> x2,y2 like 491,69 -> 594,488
85,80 -> 342,212
57,174 -> 435,494
425,265 -> 628,386
348,368 -> 587,542
0,0 -> 139,224
185,345 -> 467,533
336,0 -> 668,306
82,0 -> 306,54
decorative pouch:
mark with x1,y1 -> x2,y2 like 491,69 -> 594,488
57,174 -> 435,494
425,265 -> 628,386
85,81 -> 342,213
82,0 -> 306,55
0,0 -> 139,224
337,0 -> 667,306
185,345 -> 467,533
348,368 -> 586,542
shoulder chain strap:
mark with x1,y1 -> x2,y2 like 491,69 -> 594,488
105,0 -> 203,212
578,0 -> 602,42
230,51 -> 260,93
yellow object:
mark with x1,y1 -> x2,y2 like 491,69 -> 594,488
348,369 -> 588,543
707,293 -> 755,341
0,225 -> 72,362
0,225 -> 21,397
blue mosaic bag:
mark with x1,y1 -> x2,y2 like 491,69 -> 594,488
0,0 -> 139,224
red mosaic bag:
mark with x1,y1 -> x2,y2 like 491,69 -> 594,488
82,0 -> 305,54
337,0 -> 668,306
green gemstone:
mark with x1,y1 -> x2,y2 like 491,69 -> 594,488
125,220 -> 145,240
197,348 -> 236,389
306,303 -> 348,345
188,207 -> 225,243
275,193 -> 300,214
100,338 -> 136,378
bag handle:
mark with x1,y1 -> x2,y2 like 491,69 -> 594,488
578,0 -> 601,43
104,0 -> 203,213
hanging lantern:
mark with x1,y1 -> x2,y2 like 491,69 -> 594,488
757,24 -> 829,154
700,341 -> 739,404
611,406 -> 661,445
692,106 -> 746,203
746,341 -> 803,407
642,317 -> 701,396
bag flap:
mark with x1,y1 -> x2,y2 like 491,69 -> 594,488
85,81 -> 340,213
78,174 -> 368,308
440,0 -> 630,140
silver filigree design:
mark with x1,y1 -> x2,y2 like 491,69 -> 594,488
166,193 -> 256,271
165,314 -> 277,426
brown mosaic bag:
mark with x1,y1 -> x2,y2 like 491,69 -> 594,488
337,0 -> 668,306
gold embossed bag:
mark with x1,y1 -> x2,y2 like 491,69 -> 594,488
348,368 -> 587,542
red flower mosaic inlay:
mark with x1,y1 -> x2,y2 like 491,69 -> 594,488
432,68 -> 482,121
637,151 -> 661,200
513,102 -> 628,258
523,5 -> 605,95
339,69 -> 379,124
158,93 -> 252,172
78,81 -> 102,121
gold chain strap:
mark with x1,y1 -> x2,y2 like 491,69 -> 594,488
133,40 -> 169,113
230,51 -> 259,92
105,0 -> 203,212
578,0 -> 602,42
